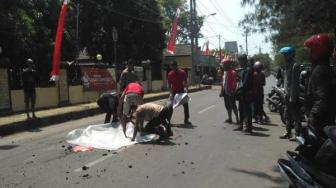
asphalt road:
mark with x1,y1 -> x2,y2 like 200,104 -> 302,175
0,76 -> 295,188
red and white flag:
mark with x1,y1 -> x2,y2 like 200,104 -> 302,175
166,8 -> 180,54
202,41 -> 209,55
50,0 -> 70,81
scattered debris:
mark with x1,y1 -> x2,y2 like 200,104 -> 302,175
190,162 -> 194,165
177,162 -> 180,165
102,153 -> 107,156
128,165 -> 133,168
66,171 -> 70,174
182,171 -> 185,174
184,142 -> 188,145
66,177 -> 68,181
113,151 -> 118,154
82,166 -> 89,171
145,153 -> 148,156
146,176 -> 149,179
32,155 -> 35,157
108,150 -> 111,152
182,160 -> 185,163
80,174 -> 90,178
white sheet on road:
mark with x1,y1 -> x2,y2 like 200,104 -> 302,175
66,122 -> 159,150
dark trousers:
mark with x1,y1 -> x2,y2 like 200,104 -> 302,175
285,100 -> 301,135
145,107 -> 172,136
253,94 -> 263,121
224,94 -> 238,120
238,96 -> 252,128
167,92 -> 190,122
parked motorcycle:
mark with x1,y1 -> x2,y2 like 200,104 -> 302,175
278,126 -> 336,188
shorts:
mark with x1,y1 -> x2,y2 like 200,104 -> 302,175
123,93 -> 143,115
24,90 -> 36,104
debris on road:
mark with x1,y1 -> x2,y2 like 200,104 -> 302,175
73,145 -> 93,153
128,165 -> 133,168
82,166 -> 89,171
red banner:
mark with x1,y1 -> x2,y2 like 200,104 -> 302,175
81,67 -> 116,91
50,0 -> 69,81
167,8 -> 180,54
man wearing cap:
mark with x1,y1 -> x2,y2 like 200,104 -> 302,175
167,61 -> 191,125
22,59 -> 38,119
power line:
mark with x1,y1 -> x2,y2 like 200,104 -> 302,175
210,0 -> 235,26
82,0 -> 161,24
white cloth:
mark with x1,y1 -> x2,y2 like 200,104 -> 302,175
66,122 -> 159,150
172,93 -> 190,109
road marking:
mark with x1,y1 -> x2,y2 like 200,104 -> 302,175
74,146 -> 128,172
198,105 -> 216,114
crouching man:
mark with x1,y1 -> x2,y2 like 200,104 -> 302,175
131,103 -> 173,141
97,93 -> 119,123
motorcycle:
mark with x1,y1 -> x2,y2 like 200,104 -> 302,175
278,126 -> 336,188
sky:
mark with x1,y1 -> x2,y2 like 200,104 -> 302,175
195,0 -> 272,56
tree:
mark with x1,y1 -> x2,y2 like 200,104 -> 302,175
79,0 -> 166,79
239,0 -> 336,54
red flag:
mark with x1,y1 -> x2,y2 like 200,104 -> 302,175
204,41 -> 209,56
50,0 -> 70,81
167,8 -> 180,54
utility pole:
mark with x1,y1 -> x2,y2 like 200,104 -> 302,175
245,29 -> 248,56
218,34 -> 221,63
190,0 -> 197,84
75,0 -> 80,63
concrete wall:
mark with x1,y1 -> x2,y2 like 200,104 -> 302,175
69,85 -> 100,104
8,79 -> 165,113
152,80 -> 163,91
11,87 -> 59,112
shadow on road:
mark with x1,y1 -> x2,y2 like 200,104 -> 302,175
0,145 -> 20,150
230,167 -> 286,184
245,131 -> 270,137
260,122 -> 279,127
141,139 -> 176,146
252,126 -> 269,132
171,124 -> 197,129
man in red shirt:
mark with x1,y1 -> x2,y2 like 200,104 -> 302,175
167,61 -> 191,125
118,82 -> 144,136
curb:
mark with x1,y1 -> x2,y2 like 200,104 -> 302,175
0,86 -> 211,136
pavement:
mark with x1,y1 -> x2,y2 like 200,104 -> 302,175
0,85 -> 211,136
0,76 -> 296,188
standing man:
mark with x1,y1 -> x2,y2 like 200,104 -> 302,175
131,103 -> 173,141
119,59 -> 139,92
279,47 -> 301,139
118,82 -> 144,137
304,34 -> 336,138
167,61 -> 191,125
252,61 -> 266,123
234,54 -> 253,133
22,58 -> 38,119
220,59 -> 239,124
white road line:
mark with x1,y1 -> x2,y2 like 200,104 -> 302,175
198,105 -> 216,114
74,146 -> 128,172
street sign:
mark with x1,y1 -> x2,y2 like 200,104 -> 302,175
112,27 -> 118,42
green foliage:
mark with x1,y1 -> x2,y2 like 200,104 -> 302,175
240,0 -> 336,57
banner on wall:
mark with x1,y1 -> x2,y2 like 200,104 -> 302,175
81,67 -> 116,91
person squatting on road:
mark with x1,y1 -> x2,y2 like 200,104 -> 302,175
22,58 -> 38,119
220,59 -> 239,124
118,82 -> 144,137
131,103 -> 173,141
279,47 -> 302,139
234,54 -> 253,133
97,93 -> 119,124
252,61 -> 267,124
304,33 -> 336,138
167,61 -> 191,125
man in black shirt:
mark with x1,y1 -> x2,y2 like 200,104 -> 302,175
22,59 -> 38,119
